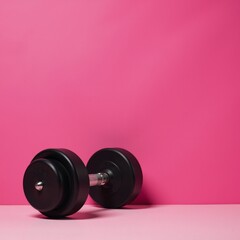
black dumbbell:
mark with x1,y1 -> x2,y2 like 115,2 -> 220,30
23,148 -> 143,218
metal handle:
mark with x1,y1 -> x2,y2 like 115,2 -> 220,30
89,172 -> 109,186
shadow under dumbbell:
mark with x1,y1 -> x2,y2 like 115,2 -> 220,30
122,204 -> 155,210
69,208 -> 113,220
31,207 -> 114,220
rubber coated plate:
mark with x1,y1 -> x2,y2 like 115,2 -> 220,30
23,149 -> 89,218
87,148 -> 143,208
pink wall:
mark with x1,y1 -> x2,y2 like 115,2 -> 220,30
0,0 -> 240,205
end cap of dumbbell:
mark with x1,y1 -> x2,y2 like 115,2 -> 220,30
23,158 -> 67,213
23,149 -> 89,218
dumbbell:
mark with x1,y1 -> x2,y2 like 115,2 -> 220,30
23,148 -> 143,218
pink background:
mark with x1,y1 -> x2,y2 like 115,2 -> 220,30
0,0 -> 240,205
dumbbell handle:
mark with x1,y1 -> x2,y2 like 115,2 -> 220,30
89,172 -> 109,186
35,172 -> 109,191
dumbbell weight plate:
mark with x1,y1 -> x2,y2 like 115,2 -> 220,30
23,149 -> 89,218
87,148 -> 143,208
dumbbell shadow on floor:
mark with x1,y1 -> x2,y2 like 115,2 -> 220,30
23,148 -> 143,218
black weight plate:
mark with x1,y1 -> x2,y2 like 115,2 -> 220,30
23,149 -> 89,218
87,148 -> 143,208
23,158 -> 67,213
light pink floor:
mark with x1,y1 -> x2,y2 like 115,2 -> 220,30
1,205 -> 240,239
